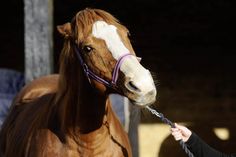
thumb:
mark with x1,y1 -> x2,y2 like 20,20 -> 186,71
175,123 -> 188,131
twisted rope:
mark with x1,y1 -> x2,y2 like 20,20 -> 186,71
146,106 -> 194,157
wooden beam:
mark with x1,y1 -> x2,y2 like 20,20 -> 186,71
24,0 -> 53,82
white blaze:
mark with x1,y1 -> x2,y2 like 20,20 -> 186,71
92,21 -> 155,96
92,21 -> 129,59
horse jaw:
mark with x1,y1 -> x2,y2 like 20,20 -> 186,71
92,21 -> 156,107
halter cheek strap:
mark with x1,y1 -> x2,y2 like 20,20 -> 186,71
111,53 -> 133,85
75,46 -> 140,89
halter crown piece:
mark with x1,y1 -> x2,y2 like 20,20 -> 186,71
75,46 -> 141,89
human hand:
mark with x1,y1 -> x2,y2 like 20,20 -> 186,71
171,123 -> 192,142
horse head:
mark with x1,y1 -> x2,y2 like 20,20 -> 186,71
57,8 -> 156,107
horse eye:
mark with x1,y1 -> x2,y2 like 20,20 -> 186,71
83,46 -> 93,53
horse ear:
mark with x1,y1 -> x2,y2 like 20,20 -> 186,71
57,22 -> 72,37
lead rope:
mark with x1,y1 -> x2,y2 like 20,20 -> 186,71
146,106 -> 194,157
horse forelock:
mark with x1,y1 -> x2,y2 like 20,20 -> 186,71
73,8 -> 128,42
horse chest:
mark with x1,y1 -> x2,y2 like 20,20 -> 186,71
66,138 -> 125,157
64,128 -> 127,157
30,127 -> 128,157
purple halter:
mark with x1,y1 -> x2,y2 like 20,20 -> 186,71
75,46 -> 138,89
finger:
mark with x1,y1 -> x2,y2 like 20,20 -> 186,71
173,135 -> 182,141
171,131 -> 182,137
171,128 -> 179,132
175,123 -> 188,131
175,123 -> 183,129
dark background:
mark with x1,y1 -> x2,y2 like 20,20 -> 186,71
0,0 -> 235,156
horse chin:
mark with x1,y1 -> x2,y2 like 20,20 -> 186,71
129,97 -> 156,108
120,86 -> 157,107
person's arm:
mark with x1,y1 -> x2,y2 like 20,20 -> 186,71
171,123 -> 235,157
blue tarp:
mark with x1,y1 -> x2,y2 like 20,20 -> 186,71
110,94 -> 126,126
0,69 -> 25,128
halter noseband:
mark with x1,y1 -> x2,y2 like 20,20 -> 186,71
75,46 -> 139,89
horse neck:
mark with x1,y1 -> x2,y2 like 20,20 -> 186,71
76,80 -> 108,133
58,71 -> 109,134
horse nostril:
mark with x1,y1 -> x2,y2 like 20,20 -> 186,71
147,90 -> 155,96
127,81 -> 141,92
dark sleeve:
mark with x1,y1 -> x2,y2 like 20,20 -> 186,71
186,132 -> 236,157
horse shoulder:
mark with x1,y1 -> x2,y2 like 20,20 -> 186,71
26,129 -> 67,157
14,74 -> 59,105
28,129 -> 86,157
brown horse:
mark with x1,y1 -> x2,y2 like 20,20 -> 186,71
0,8 -> 156,157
